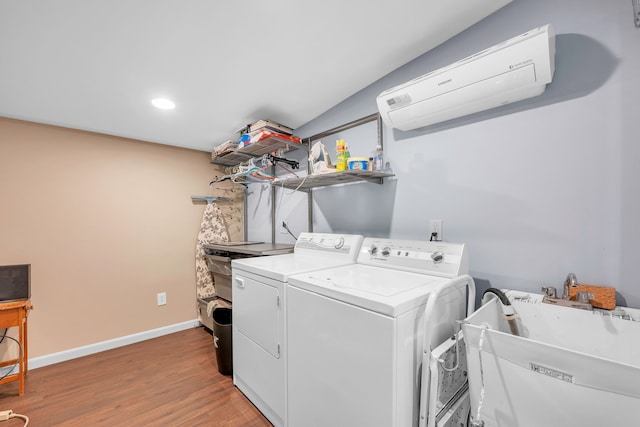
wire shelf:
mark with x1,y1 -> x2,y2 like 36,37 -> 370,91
273,170 -> 394,192
211,135 -> 302,166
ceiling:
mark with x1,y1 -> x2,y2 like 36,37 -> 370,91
0,0 -> 511,152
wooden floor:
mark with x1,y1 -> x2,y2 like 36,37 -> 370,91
0,327 -> 272,426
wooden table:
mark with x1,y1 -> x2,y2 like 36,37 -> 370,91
0,300 -> 33,395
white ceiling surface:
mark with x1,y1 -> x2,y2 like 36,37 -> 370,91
0,0 -> 510,152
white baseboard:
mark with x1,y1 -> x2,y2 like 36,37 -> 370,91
28,319 -> 201,371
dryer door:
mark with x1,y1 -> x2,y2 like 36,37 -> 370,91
233,274 -> 280,358
232,271 -> 285,426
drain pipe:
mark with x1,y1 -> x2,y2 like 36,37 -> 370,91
482,288 -> 520,336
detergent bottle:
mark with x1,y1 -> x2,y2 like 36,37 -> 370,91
336,139 -> 347,172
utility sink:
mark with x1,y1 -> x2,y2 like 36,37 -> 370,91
462,291 -> 640,427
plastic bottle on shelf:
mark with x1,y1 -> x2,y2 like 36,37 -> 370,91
373,145 -> 384,171
336,139 -> 347,172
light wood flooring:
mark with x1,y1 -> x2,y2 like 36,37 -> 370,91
0,327 -> 272,426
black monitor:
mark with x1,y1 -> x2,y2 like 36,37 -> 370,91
0,264 -> 30,302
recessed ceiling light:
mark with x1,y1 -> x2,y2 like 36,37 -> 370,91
151,98 -> 175,110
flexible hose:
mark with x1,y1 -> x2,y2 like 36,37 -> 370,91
482,288 -> 520,336
482,287 -> 511,306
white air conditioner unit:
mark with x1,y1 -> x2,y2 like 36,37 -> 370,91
376,24 -> 556,131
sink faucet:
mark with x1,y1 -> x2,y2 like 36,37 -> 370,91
563,273 -> 578,300
542,273 -> 592,310
541,286 -> 557,298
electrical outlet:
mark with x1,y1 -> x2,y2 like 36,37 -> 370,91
429,220 -> 443,242
157,292 -> 167,306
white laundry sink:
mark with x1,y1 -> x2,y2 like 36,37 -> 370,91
462,291 -> 640,427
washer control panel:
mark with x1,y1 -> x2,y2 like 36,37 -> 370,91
359,238 -> 468,277
295,233 -> 363,257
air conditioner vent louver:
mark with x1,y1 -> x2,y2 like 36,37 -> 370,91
376,24 -> 556,131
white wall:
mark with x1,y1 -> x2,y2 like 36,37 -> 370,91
249,0 -> 640,308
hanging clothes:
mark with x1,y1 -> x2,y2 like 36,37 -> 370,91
195,202 -> 229,299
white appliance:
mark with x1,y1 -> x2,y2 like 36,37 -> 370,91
231,232 -> 364,427
463,291 -> 640,427
286,238 -> 475,427
376,24 -> 556,131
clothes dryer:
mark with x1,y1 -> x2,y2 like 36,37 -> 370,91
231,232 -> 363,427
286,237 -> 475,427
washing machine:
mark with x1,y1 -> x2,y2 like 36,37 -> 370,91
231,232 -> 364,427
286,237 -> 475,427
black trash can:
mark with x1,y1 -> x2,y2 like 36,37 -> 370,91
212,307 -> 233,375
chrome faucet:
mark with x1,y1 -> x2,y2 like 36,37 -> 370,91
541,286 -> 557,298
542,273 -> 592,310
563,273 -> 578,300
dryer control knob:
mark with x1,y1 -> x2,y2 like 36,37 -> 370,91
431,251 -> 444,263
334,236 -> 345,249
369,245 -> 378,255
381,247 -> 391,256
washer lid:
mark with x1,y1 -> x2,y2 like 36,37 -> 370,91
288,264 -> 449,317
232,253 -> 357,283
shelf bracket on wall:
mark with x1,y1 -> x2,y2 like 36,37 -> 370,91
634,0 -> 640,27
191,196 -> 231,204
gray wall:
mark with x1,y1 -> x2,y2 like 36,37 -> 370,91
248,0 -> 640,308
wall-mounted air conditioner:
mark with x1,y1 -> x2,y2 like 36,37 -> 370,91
376,24 -> 556,131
